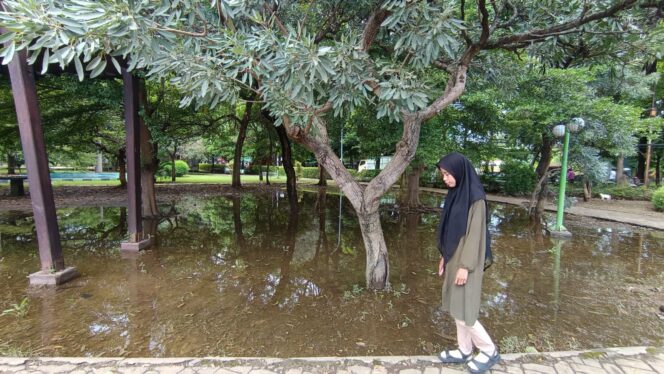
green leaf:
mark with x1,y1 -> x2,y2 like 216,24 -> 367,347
74,56 -> 84,81
90,59 -> 107,78
1,41 -> 15,65
0,32 -> 16,45
41,49 -> 50,74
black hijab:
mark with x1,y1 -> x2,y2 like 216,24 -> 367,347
436,152 -> 492,270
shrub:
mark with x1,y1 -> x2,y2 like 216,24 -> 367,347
502,161 -> 536,196
198,163 -> 212,173
295,161 -> 303,179
480,172 -> 505,193
301,167 -> 320,179
158,160 -> 190,178
653,187 -> 664,211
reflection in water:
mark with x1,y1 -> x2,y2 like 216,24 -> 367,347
0,190 -> 663,357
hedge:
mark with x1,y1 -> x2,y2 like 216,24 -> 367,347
652,187 -> 664,211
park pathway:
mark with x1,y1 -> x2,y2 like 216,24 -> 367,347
419,187 -> 664,231
0,346 -> 662,374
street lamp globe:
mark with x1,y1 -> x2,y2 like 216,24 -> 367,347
552,124 -> 566,138
568,117 -> 585,133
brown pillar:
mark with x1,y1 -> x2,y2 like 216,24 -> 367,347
1,33 -> 78,285
120,68 -> 152,251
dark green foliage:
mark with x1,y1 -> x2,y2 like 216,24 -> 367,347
198,163 -> 212,173
480,172 -> 505,193
158,160 -> 190,178
652,188 -> 664,211
502,161 -> 536,196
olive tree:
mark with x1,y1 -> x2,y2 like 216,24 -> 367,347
0,0 -> 658,289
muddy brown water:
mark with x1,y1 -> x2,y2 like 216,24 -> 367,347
0,190 -> 662,357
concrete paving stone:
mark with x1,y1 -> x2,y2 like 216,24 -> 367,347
422,367 -> 440,374
335,371 -> 351,374
1,359 -> 28,366
371,365 -> 388,374
397,369 -> 421,374
69,370 -> 91,374
602,363 -> 626,374
522,363 -> 556,374
284,369 -> 303,374
247,370 -> 277,374
436,368 -> 465,374
615,359 -> 657,371
224,367 -> 253,374
215,370 -> 243,374
570,357 -> 585,365
0,365 -> 21,372
143,367 -> 179,374
570,363 -> 608,373
27,364 -> 78,373
643,356 -> 664,374
194,367 -> 221,374
110,367 -> 151,374
346,365 -> 371,374
553,361 -> 575,374
617,368 -> 656,374
502,365 -> 524,374
89,367 -> 117,374
582,359 -> 604,368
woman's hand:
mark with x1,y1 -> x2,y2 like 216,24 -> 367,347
455,267 -> 468,285
438,257 -> 445,276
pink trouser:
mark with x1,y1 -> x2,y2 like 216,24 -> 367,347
455,319 -> 496,354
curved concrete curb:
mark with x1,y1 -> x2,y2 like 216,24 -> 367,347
0,346 -> 661,373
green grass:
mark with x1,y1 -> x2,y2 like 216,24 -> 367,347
156,173 -> 288,184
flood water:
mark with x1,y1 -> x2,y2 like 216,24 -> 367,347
0,189 -> 663,357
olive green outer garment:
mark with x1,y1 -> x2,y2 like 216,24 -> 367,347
441,200 -> 487,326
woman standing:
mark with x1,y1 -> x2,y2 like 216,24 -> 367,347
435,152 -> 499,373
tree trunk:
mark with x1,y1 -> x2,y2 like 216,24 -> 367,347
275,123 -> 298,210
644,138 -> 652,186
317,164 -> 327,186
529,133 -> 553,217
117,147 -> 127,188
636,136 -> 647,182
401,165 -> 423,208
138,80 -> 159,218
232,195 -> 245,246
583,177 -> 592,201
170,151 -> 176,182
357,207 -> 390,289
233,102 -> 253,188
616,153 -> 627,187
7,152 -> 16,174
656,153 -> 661,187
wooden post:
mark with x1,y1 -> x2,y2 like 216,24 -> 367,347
120,67 -> 152,251
1,30 -> 78,285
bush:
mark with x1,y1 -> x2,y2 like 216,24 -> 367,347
295,161 -> 303,179
301,167 -> 320,179
502,161 -> 536,196
158,160 -> 190,178
652,187 -> 664,211
590,184 -> 653,201
480,172 -> 505,193
198,163 -> 212,173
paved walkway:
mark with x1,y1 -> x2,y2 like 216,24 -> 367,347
0,347 -> 662,373
420,187 -> 664,231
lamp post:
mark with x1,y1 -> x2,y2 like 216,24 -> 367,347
550,117 -> 584,238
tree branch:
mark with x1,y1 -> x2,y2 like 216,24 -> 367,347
485,0 -> 639,50
264,1 -> 288,36
360,7 -> 390,52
